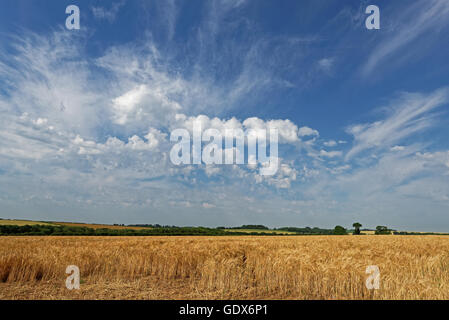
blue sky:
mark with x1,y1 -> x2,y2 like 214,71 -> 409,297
1,0 -> 449,231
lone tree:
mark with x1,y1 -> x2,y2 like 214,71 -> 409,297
333,225 -> 347,235
375,226 -> 391,235
353,222 -> 362,235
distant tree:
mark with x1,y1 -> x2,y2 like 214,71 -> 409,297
375,226 -> 391,235
238,225 -> 269,230
352,222 -> 362,235
333,225 -> 347,235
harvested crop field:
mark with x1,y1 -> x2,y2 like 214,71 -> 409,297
0,220 -> 54,226
51,222 -> 151,231
1,235 -> 449,300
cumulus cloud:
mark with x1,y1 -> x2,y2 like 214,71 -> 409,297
173,114 -> 311,145
111,84 -> 181,128
320,150 -> 342,158
298,126 -> 319,137
323,140 -> 337,147
253,161 -> 298,189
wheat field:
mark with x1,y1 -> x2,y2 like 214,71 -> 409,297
1,235 -> 449,300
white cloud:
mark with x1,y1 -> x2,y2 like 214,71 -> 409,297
202,202 -> 216,209
243,118 -> 301,143
324,140 -> 337,147
320,150 -> 342,158
318,58 -> 334,72
205,165 -> 221,177
174,114 -> 310,145
328,164 -> 351,175
391,145 -> 405,151
298,126 -> 319,137
254,161 -> 298,189
111,84 -> 181,128
346,88 -> 449,160
92,0 -> 126,23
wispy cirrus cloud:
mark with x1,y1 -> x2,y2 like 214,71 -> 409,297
362,0 -> 449,76
345,88 -> 449,160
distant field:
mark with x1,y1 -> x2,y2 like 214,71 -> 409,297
1,235 -> 449,300
223,229 -> 296,234
0,220 -> 54,226
0,220 -> 296,234
0,219 -> 151,231
51,222 -> 151,231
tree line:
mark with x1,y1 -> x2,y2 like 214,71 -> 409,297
2,222 -> 444,236
0,225 -> 233,236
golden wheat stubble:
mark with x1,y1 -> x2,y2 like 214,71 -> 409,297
1,235 -> 449,300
